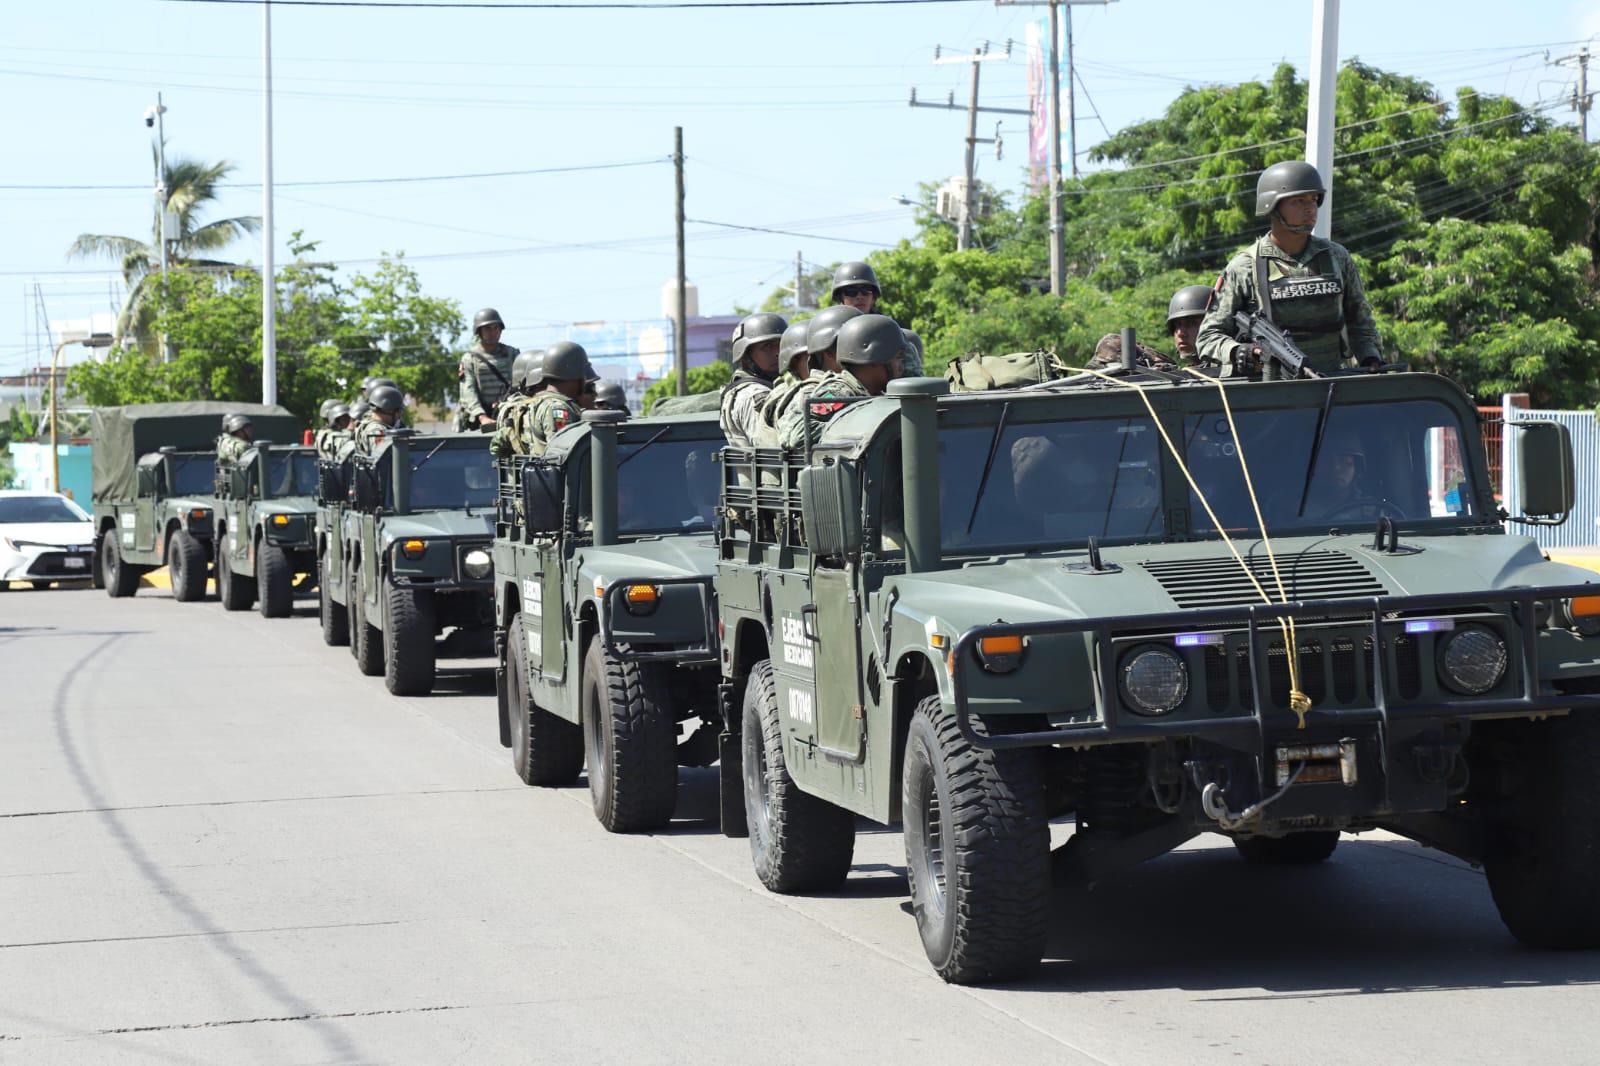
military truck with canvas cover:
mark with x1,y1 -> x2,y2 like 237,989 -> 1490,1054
492,411 -> 727,833
715,371 -> 1600,983
213,442 -> 320,617
342,431 -> 498,695
90,402 -> 300,601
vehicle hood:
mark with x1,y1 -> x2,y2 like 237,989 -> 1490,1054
578,536 -> 718,582
0,522 -> 95,548
885,532 -> 1595,632
378,509 -> 495,544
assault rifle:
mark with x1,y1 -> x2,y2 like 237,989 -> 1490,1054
1233,311 -> 1316,380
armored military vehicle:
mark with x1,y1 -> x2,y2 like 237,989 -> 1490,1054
342,430 -> 498,695
493,411 -> 727,833
715,370 -> 1600,983
213,442 -> 320,616
90,402 -> 300,601
315,445 -> 354,646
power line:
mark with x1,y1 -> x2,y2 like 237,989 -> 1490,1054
162,0 -> 984,9
0,158 -> 666,192
686,218 -> 898,247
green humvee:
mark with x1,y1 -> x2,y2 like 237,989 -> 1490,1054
343,430 -> 498,695
314,449 -> 354,647
493,411 -> 728,833
212,442 -> 320,616
89,402 -> 301,601
715,372 -> 1600,984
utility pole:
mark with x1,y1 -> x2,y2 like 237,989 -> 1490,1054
261,0 -> 277,405
795,250 -> 807,313
673,126 -> 687,396
1550,45 -> 1592,141
993,1 -> 1114,294
150,94 -> 169,276
1305,0 -> 1340,238
910,42 -> 1027,251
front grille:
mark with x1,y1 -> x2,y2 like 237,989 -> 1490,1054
30,551 -> 94,577
1141,550 -> 1388,609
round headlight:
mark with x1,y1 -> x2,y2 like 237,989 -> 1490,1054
1120,646 -> 1189,716
462,548 -> 492,579
1439,626 -> 1507,695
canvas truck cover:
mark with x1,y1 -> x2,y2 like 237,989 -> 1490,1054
91,401 -> 301,503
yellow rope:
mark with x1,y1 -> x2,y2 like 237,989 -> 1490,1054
1070,366 -> 1313,727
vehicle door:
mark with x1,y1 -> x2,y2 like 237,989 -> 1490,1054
135,459 -> 159,554
810,565 -> 867,761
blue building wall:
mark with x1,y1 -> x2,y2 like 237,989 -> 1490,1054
8,442 -> 92,505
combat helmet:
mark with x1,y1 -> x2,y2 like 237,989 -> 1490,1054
831,261 -> 881,302
223,413 -> 253,435
593,380 -> 630,414
327,403 -> 352,427
368,385 -> 405,414
1166,285 -> 1213,324
777,321 -> 810,373
731,312 -> 787,363
1255,161 -> 1326,217
836,314 -> 906,367
349,400 -> 372,422
512,349 -> 546,391
473,307 -> 506,336
319,398 -> 339,422
364,377 -> 399,402
543,341 -> 595,383
806,304 -> 862,356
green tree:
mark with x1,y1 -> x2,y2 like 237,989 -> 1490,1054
68,153 -> 260,351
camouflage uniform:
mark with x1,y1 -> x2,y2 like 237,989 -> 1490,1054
216,433 -> 250,463
755,369 -> 811,447
718,368 -> 773,450
1197,234 -> 1380,374
458,341 -> 520,425
492,390 -> 581,458
317,429 -> 352,462
777,369 -> 869,450
488,391 -> 535,458
353,415 -> 393,457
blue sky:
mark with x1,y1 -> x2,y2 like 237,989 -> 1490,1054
3,0 -> 1596,379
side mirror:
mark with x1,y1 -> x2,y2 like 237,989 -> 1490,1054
799,459 -> 861,559
1511,419 -> 1574,525
521,463 -> 565,537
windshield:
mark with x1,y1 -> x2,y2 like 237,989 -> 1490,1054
407,445 -> 497,510
884,414 -> 1165,553
617,437 -> 723,534
0,495 -> 89,524
1183,398 -> 1476,532
169,455 -> 216,496
264,451 -> 318,497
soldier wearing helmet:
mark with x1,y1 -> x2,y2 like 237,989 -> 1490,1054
216,413 -> 254,462
1197,161 -> 1381,375
900,327 -> 925,377
593,380 -> 631,416
760,306 -> 861,447
719,312 -> 787,449
487,349 -> 546,443
831,261 -> 881,314
1299,430 -> 1371,519
754,320 -> 816,446
778,314 -> 904,449
355,385 -> 407,456
458,307 -> 521,430
492,341 -> 595,458
316,403 -> 354,461
1166,285 -> 1212,363
362,377 -> 408,429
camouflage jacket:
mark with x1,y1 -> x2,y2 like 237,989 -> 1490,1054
488,392 -> 535,458
777,369 -> 870,450
353,414 -> 393,457
491,390 -> 581,458
1197,234 -> 1380,373
756,369 -> 812,447
316,428 -> 352,462
458,341 -> 520,423
216,434 -> 250,463
718,369 -> 773,450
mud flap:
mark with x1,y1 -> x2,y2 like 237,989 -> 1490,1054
494,630 -> 511,748
719,731 -> 749,838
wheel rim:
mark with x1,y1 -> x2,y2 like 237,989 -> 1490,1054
919,777 -> 949,918
585,675 -> 609,802
103,538 -> 117,583
171,543 -> 183,589
509,637 -> 529,770
744,727 -> 774,846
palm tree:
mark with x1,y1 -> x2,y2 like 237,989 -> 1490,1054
69,153 -> 260,351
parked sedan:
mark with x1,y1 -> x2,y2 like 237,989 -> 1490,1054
0,491 -> 97,589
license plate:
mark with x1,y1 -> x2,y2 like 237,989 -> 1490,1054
63,556 -> 87,569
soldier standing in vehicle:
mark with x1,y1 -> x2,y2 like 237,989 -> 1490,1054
778,314 -> 904,449
316,404 -> 353,461
719,312 -> 786,449
831,261 -> 881,314
355,386 -> 406,456
592,380 -> 631,415
755,320 -> 816,446
488,350 -> 545,453
764,305 -> 860,447
492,341 -> 595,458
216,413 -> 253,462
459,308 -> 520,431
1197,161 -> 1381,375
1166,284 -> 1212,364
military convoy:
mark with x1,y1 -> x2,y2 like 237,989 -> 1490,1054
81,364 -> 1600,987
213,442 -> 320,615
491,411 -> 726,832
89,402 -> 300,601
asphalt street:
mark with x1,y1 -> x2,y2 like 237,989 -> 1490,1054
4,584 -> 1599,1065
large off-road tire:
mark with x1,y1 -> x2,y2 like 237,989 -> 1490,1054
507,613 -> 583,786
167,530 -> 208,603
91,537 -> 106,589
1486,714 -> 1600,949
742,660 -> 855,892
30,580 -> 51,590
350,568 -> 384,677
256,539 -> 293,618
903,696 -> 1050,984
216,537 -> 255,611
581,637 -> 678,832
1233,831 -> 1340,865
102,534 -> 139,598
319,553 -> 348,646
382,583 -> 437,695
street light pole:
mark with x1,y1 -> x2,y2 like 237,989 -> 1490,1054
49,334 -> 113,495
153,93 -> 168,276
1305,0 -> 1340,239
261,0 -> 278,405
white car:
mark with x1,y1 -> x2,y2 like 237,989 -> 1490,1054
0,491 -> 97,589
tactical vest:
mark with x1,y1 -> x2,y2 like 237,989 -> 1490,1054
719,370 -> 772,449
1255,241 -> 1346,372
467,344 -> 516,413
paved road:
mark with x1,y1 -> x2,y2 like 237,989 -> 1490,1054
4,586 -> 1599,1065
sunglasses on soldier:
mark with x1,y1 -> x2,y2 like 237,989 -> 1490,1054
839,286 -> 874,299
